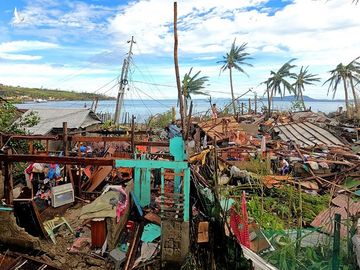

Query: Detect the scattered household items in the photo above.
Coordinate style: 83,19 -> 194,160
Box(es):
43,216 -> 74,244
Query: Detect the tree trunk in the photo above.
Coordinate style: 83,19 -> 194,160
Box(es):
173,2 -> 186,138
267,87 -> 271,118
342,76 -> 350,118
229,68 -> 237,115
299,87 -> 306,111
349,76 -> 359,113
270,88 -> 275,114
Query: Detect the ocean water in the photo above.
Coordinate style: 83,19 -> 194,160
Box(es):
16,99 -> 345,123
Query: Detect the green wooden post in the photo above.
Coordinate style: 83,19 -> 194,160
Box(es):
332,213 -> 341,270
134,167 -> 141,205
170,137 -> 186,193
115,138 -> 190,221
183,168 -> 190,221
143,168 -> 151,206
160,168 -> 165,194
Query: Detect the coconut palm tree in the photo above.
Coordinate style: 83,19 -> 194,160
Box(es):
292,66 -> 320,111
182,67 -> 209,115
263,59 -> 296,117
324,64 -> 350,115
346,57 -> 360,113
218,39 -> 253,115
323,58 -> 360,116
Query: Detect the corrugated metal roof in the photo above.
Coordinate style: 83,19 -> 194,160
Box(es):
19,108 -> 101,135
274,121 -> 344,147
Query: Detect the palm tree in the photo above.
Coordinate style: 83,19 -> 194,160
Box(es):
292,66 -> 320,111
218,39 -> 253,115
346,57 -> 360,113
182,67 -> 209,114
263,59 -> 296,117
323,58 -> 360,116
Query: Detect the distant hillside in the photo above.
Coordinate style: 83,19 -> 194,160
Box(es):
0,84 -> 115,102
271,95 -> 317,102
258,95 -> 344,102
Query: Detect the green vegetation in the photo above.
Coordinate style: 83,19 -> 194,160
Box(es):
146,109 -> 174,129
0,101 -> 39,134
0,84 -> 114,102
182,67 -> 209,115
246,187 -> 330,230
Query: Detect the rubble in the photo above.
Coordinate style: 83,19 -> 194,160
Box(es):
1,108 -> 360,269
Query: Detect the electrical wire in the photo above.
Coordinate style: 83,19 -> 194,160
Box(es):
131,85 -> 173,108
132,84 -> 153,116
44,50 -> 126,89
93,76 -> 119,94
134,43 -> 165,96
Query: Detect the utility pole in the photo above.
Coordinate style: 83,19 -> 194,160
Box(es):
114,36 -> 136,125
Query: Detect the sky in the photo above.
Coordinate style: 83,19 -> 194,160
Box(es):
0,0 -> 359,100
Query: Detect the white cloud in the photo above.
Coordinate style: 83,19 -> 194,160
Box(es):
3,0 -> 360,100
0,62 -> 117,92
0,40 -> 59,53
0,53 -> 42,61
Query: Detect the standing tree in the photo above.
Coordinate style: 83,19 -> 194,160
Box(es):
323,58 -> 360,116
346,57 -> 360,113
182,67 -> 209,115
292,66 -> 320,111
263,59 -> 296,117
218,40 -> 252,115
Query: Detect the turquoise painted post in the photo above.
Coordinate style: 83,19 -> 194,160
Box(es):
170,137 -> 187,193
160,168 -> 165,194
183,168 -> 190,222
134,167 -> 141,205
115,137 -> 191,221
143,168 -> 151,206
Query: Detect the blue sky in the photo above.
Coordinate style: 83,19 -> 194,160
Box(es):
0,0 -> 359,100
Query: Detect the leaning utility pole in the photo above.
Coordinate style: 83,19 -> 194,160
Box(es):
173,2 -> 186,138
114,36 -> 136,125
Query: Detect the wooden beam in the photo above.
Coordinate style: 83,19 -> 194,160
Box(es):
4,161 -> 13,204
0,154 -> 114,166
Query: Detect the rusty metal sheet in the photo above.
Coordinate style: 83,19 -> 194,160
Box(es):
311,206 -> 348,238
332,194 -> 360,216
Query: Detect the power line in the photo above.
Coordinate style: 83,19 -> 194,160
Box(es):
131,85 -> 172,108
132,79 -> 177,88
93,76 -> 119,94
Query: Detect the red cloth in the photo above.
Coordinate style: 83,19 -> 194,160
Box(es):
230,191 -> 250,248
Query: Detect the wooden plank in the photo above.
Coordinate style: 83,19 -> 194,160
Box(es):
86,166 -> 113,192
0,154 -> 114,166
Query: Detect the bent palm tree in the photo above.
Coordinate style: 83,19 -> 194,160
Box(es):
323,58 -> 360,116
182,67 -> 209,114
218,40 -> 252,115
263,59 -> 296,117
292,66 -> 320,111
346,57 -> 360,113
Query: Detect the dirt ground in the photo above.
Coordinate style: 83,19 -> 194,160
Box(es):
1,203 -> 114,270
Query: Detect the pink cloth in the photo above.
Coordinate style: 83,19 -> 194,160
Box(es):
114,186 -> 128,223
